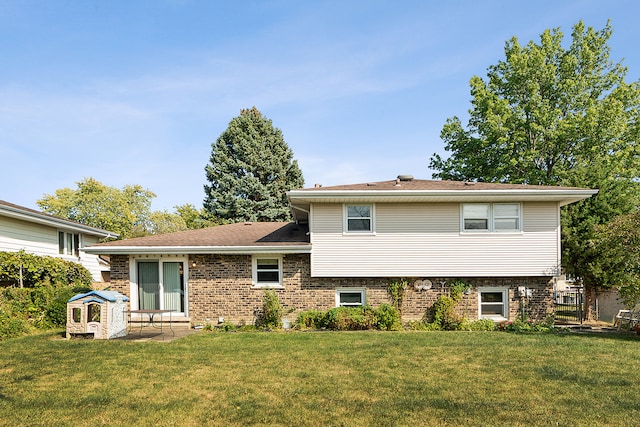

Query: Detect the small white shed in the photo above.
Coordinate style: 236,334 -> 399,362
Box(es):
66,290 -> 129,339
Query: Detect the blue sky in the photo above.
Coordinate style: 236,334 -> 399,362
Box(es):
1,0 -> 639,211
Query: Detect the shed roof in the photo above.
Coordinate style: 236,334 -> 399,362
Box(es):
68,290 -> 129,303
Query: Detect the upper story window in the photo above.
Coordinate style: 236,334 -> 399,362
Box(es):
345,204 -> 373,233
462,204 -> 489,231
252,256 -> 283,288
462,203 -> 521,232
58,231 -> 80,256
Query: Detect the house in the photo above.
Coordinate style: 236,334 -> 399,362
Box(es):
0,200 -> 118,282
83,177 -> 597,325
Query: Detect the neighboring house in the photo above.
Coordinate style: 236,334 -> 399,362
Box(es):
84,177 -> 597,325
0,200 -> 118,282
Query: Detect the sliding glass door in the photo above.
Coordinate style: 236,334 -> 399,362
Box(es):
163,262 -> 184,312
138,261 -> 160,310
137,260 -> 185,314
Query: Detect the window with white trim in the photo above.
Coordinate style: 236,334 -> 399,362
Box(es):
478,287 -> 509,320
462,204 -> 489,231
345,204 -> 373,232
58,231 -> 80,256
252,256 -> 283,288
493,203 -> 520,231
136,260 -> 186,313
336,288 -> 366,307
462,203 -> 521,232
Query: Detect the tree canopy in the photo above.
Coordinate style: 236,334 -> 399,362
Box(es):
429,21 -> 640,306
430,20 -> 640,186
203,107 -> 305,222
174,204 -> 223,229
590,211 -> 640,307
38,178 -> 159,239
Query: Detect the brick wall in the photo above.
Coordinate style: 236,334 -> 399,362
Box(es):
109,253 -> 554,325
109,255 -> 130,297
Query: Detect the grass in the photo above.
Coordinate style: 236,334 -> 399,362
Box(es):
1,330 -> 639,426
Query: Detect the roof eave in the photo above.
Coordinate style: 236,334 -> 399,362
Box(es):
0,205 -> 118,238
83,245 -> 312,255
287,189 -> 598,205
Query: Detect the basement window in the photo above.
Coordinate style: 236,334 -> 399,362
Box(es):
336,288 -> 366,307
478,287 -> 509,320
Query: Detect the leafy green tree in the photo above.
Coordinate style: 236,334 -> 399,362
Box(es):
174,203 -> 224,229
37,177 -> 156,239
589,211 -> 640,307
204,107 -> 305,222
146,211 -> 188,236
430,21 -> 639,186
428,21 -> 640,316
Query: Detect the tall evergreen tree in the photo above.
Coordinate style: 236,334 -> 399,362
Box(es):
204,107 -> 305,222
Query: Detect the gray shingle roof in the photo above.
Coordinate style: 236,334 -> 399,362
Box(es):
296,179 -> 589,192
87,222 -> 309,248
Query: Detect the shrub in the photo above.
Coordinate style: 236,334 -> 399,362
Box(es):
499,317 -> 554,333
0,251 -> 92,288
322,306 -> 379,331
427,295 -> 461,330
456,318 -> 498,331
295,310 -> 325,330
375,303 -> 401,331
403,320 -> 441,331
295,305 -> 400,331
471,319 -> 498,331
450,280 -> 472,302
0,310 -> 31,340
255,290 -> 283,329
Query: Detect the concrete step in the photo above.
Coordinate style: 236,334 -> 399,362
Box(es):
128,317 -> 192,330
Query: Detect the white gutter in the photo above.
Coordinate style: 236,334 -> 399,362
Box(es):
83,245 -> 312,255
287,189 -> 598,206
0,204 -> 118,238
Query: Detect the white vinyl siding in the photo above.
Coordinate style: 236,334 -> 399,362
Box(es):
310,202 -> 560,277
0,215 -> 108,282
0,215 -> 60,256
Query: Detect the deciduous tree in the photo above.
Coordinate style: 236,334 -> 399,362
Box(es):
174,203 -> 223,229
590,211 -> 640,307
429,21 -> 640,315
37,178 -> 156,239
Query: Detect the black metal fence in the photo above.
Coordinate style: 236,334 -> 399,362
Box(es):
554,289 -> 584,323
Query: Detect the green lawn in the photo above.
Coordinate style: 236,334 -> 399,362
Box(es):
1,330 -> 638,426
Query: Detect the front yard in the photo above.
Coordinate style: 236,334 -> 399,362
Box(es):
0,330 -> 638,426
